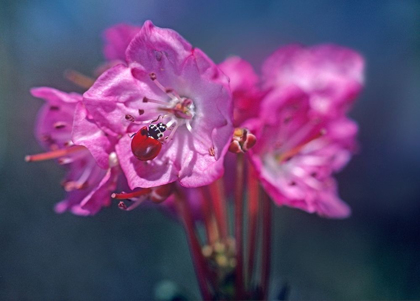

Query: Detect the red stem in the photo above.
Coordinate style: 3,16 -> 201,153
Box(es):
261,188 -> 272,300
246,161 -> 259,288
175,189 -> 213,300
209,179 -> 229,241
234,154 -> 245,299
200,187 -> 219,245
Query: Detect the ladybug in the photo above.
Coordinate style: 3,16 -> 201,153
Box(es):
131,122 -> 167,161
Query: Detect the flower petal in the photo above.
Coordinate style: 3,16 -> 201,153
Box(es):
72,102 -> 118,169
262,44 -> 364,117
103,23 -> 141,61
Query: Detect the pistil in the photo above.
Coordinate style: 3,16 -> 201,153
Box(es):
111,188 -> 152,200
25,145 -> 86,162
277,129 -> 326,163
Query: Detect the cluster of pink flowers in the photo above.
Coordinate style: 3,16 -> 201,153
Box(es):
27,20 -> 364,299
27,21 -> 363,218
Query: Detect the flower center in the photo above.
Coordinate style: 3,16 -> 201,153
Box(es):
127,73 -> 198,142
147,73 -> 196,128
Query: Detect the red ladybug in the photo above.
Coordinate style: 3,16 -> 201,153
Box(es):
131,122 -> 167,161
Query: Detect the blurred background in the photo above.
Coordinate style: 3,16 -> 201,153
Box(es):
1,0 -> 419,299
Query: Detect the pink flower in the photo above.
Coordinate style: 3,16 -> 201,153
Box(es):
94,24 -> 142,76
103,23 -> 142,62
78,21 -> 233,189
247,86 -> 358,218
27,87 -> 120,215
262,44 -> 364,118
219,56 -> 263,126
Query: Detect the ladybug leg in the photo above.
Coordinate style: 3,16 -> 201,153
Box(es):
151,114 -> 163,123
129,133 -> 136,138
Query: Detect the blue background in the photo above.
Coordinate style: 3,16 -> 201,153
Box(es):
0,0 -> 419,299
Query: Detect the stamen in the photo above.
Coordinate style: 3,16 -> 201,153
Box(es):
149,73 -> 167,93
149,72 -> 182,101
165,122 -> 179,141
138,109 -> 145,115
166,88 -> 183,102
63,180 -> 89,191
49,106 -> 60,111
64,69 -> 95,89
111,188 -> 152,200
278,130 -> 326,163
118,197 -> 146,211
25,145 -> 86,162
143,96 -> 168,106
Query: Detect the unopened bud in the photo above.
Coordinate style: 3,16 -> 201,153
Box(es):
228,128 -> 257,154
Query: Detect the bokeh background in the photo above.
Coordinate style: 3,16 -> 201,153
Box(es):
1,0 -> 419,299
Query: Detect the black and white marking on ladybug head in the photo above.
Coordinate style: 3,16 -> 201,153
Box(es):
148,122 -> 167,140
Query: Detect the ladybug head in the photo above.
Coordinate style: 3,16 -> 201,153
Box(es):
148,122 -> 168,140
157,122 -> 167,132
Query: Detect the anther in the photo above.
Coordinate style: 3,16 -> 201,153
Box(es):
49,106 -> 60,111
125,114 -> 135,122
154,50 -> 163,61
138,109 -> 145,115
63,141 -> 74,147
118,199 -> 145,211
182,98 -> 192,106
118,201 -> 128,210
209,146 -> 215,157
53,122 -> 66,129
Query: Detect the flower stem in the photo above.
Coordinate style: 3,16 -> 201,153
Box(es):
234,153 -> 245,299
209,179 -> 229,241
200,187 -> 219,245
261,187 -> 272,300
246,161 -> 259,288
175,188 -> 213,300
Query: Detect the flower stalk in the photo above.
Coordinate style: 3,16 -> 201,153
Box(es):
174,188 -> 213,300
261,188 -> 272,300
246,161 -> 260,288
234,153 -> 245,299
209,179 -> 229,241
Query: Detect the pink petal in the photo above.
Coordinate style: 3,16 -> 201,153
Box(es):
103,23 -> 141,61
72,103 -> 118,169
219,56 -> 259,92
262,44 -> 364,117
